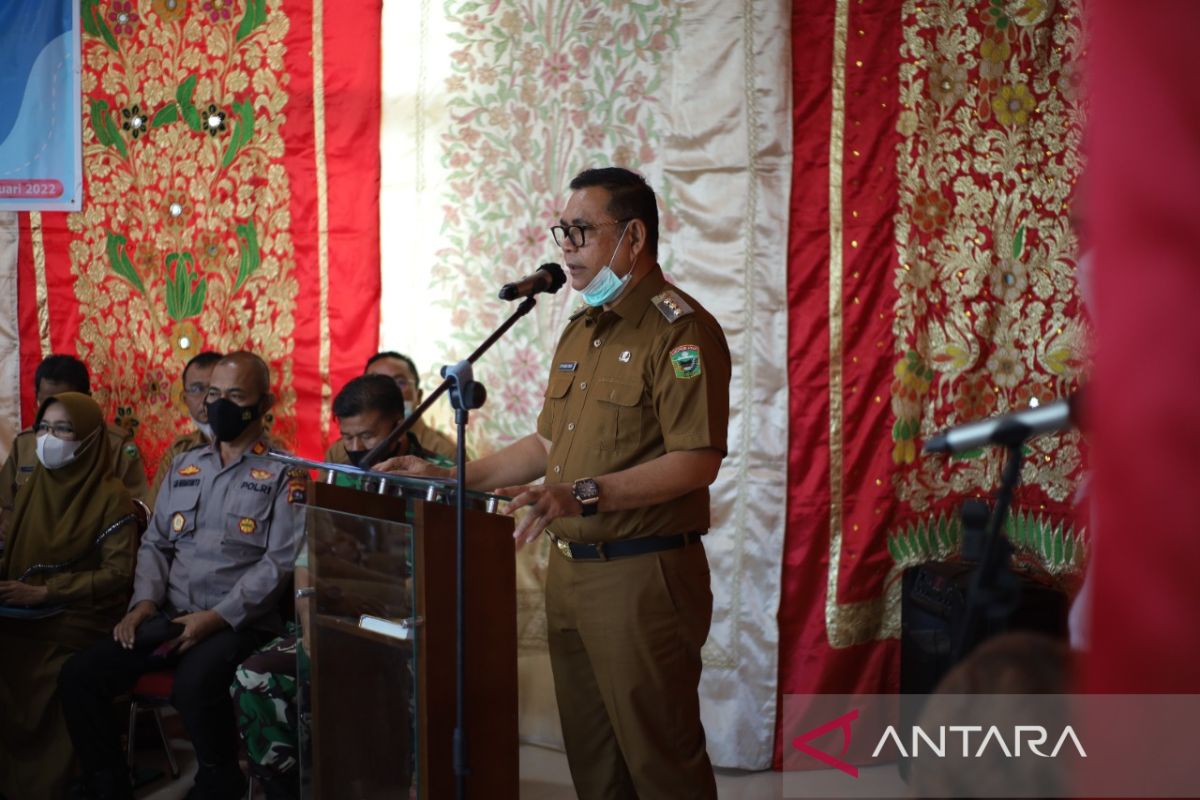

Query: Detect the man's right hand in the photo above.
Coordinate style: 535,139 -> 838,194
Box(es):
114,600 -> 158,650
374,455 -> 453,480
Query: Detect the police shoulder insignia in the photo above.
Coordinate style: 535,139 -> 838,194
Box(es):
286,467 -> 308,480
652,291 -> 694,323
287,478 -> 308,505
178,464 -> 201,476
670,345 -> 702,380
250,468 -> 274,481
239,517 -> 258,535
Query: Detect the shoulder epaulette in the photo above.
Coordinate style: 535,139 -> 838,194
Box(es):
651,290 -> 694,323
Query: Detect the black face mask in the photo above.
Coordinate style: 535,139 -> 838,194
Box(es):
346,448 -> 369,467
206,398 -> 262,442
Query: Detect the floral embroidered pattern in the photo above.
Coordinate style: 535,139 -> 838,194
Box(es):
890,0 -> 1087,558
433,0 -> 682,450
73,0 -> 296,470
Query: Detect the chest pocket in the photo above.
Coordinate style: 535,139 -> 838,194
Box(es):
223,489 -> 274,552
593,378 -> 644,452
543,374 -> 574,440
163,485 -> 201,543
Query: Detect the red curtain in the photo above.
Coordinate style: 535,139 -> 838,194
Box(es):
16,0 -> 381,469
779,0 -> 1085,766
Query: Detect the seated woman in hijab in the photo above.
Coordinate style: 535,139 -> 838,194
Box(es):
0,392 -> 138,799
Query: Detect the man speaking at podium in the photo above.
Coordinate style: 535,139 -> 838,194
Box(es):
384,167 -> 730,799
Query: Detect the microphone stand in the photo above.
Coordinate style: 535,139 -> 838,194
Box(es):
359,295 -> 539,468
951,418 -> 1029,662
361,294 -> 539,800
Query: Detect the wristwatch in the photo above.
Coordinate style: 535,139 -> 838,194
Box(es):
572,477 -> 600,517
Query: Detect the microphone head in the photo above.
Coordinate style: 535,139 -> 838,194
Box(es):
538,263 -> 566,294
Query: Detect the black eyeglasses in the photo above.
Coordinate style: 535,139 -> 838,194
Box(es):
549,219 -> 630,248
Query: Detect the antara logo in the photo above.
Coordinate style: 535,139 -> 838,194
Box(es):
871,725 -> 1087,759
790,711 -> 1087,778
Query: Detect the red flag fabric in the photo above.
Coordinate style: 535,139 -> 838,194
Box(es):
15,0 -> 381,469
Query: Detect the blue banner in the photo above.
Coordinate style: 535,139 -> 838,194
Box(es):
0,0 -> 82,211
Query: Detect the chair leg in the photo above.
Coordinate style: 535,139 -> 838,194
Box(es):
150,707 -> 180,779
127,700 -> 139,769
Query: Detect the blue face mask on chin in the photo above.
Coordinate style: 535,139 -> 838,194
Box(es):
580,222 -> 633,307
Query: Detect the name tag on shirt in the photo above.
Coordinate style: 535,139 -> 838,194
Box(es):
558,361 -> 578,372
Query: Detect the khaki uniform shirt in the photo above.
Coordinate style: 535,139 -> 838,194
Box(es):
0,423 -> 149,538
411,418 -> 459,462
536,265 -> 730,543
148,428 -> 211,510
130,436 -> 304,633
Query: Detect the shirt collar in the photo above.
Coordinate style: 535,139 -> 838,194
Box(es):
603,264 -> 667,324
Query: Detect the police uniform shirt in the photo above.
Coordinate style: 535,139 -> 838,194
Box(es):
130,437 -> 305,632
536,264 -> 730,544
148,428 -> 211,509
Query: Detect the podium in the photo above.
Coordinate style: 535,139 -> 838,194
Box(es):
294,476 -> 518,799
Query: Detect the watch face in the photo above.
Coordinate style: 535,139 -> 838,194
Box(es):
574,478 -> 600,502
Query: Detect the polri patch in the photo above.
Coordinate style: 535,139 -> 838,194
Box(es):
178,464 -> 201,476
557,361 -> 578,372
239,517 -> 258,535
250,468 -> 274,481
670,345 -> 702,380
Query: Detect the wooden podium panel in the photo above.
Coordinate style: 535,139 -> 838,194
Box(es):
306,481 -> 518,800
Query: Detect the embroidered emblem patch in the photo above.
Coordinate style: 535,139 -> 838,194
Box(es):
239,517 -> 257,534
178,464 -> 201,476
171,512 -> 186,533
287,479 -> 307,505
249,468 -> 274,481
670,345 -> 702,379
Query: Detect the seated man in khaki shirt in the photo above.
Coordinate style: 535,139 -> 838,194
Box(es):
148,351 -> 224,508
0,354 -> 149,540
364,351 -> 460,461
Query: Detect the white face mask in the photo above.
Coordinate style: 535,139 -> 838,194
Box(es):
36,433 -> 83,470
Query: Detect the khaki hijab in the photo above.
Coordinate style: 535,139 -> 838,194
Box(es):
1,393 -> 135,580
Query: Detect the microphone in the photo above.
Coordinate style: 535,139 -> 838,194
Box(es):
923,391 -> 1085,455
498,263 -> 566,301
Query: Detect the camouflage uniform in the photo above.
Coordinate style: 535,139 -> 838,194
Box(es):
231,623 -> 305,795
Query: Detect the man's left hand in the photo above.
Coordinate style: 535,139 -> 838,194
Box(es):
0,580 -> 49,607
169,609 -> 227,654
494,483 -> 583,547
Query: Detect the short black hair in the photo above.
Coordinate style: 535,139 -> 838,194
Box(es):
569,167 -> 659,256
183,351 -> 223,382
365,351 -> 420,391
35,354 -> 90,395
333,373 -> 405,419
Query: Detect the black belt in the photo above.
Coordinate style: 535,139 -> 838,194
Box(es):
551,532 -> 704,561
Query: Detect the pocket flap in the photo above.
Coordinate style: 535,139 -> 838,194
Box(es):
596,379 -> 642,407
544,374 -> 573,399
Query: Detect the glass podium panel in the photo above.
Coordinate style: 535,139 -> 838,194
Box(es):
296,505 -> 419,800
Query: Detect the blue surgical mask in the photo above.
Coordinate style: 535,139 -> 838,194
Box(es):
580,222 -> 632,307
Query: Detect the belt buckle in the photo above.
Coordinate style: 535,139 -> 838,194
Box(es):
555,537 -> 574,560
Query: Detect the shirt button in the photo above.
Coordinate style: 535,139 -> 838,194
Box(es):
567,423 -> 576,431
553,466 -> 561,474
593,339 -> 602,348
580,382 -> 587,390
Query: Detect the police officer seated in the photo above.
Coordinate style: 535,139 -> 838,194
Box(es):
0,354 -> 149,541
58,352 -> 303,800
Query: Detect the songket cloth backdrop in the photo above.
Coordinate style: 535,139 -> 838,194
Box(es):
777,0 -> 1087,766
3,0 -> 382,461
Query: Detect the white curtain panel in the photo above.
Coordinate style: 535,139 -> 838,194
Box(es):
379,0 -> 791,769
